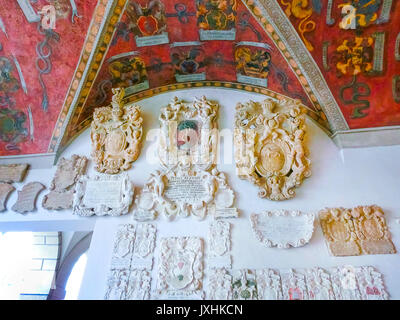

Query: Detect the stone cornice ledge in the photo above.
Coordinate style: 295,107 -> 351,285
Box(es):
250,0 -> 349,132
332,126 -> 400,148
0,152 -> 56,169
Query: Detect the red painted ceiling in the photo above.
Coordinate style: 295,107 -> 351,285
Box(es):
278,0 -> 400,129
0,0 -> 97,156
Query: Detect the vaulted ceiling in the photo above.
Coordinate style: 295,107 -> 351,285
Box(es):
0,0 -> 399,158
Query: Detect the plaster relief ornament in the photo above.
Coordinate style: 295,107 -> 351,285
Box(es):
256,269 -> 283,300
355,266 -> 389,300
158,96 -> 219,169
250,210 -> 315,248
73,173 -> 134,217
0,163 -> 29,183
305,268 -> 335,300
125,269 -> 151,300
208,221 -> 231,268
12,182 -> 45,213
133,164 -> 238,221
111,224 -> 136,270
207,268 -> 233,300
157,237 -> 204,299
232,269 -> 258,300
104,269 -> 130,300
281,269 -> 309,300
330,265 -> 362,300
42,155 -> 88,210
0,183 -> 15,212
319,205 -> 396,256
131,223 -> 156,270
91,87 -> 143,174
234,98 -> 311,200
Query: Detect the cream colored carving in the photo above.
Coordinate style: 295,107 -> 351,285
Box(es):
320,205 -> 395,256
104,269 -> 130,300
42,155 -> 88,210
250,210 -> 314,248
208,221 -> 231,268
234,98 -> 311,200
305,268 -> 335,300
158,96 -> 219,168
207,268 -> 233,300
0,183 -> 15,212
125,270 -> 151,300
232,269 -> 258,300
256,269 -> 283,300
111,224 -> 136,270
91,87 -> 143,174
356,266 -> 389,300
281,269 -> 308,300
133,164 -> 238,221
12,182 -> 45,213
330,266 -> 361,300
157,237 -> 204,299
352,205 -> 396,255
73,173 -> 134,217
131,223 -> 156,270
0,164 -> 29,183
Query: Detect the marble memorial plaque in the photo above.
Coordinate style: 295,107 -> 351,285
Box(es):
73,173 -> 133,217
250,210 -> 315,248
133,164 -> 238,221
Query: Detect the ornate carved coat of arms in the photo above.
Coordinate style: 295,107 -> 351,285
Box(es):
158,96 -> 219,168
234,98 -> 311,200
91,88 -> 143,174
157,237 -> 204,299
126,0 -> 169,47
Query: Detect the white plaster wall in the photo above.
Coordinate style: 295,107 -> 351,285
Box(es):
0,88 -> 399,300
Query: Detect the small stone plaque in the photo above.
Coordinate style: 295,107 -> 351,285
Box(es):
0,183 -> 15,212
12,182 -> 45,213
0,164 -> 29,183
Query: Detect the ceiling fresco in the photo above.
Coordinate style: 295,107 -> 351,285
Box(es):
0,0 -> 399,158
56,0 -> 322,153
0,0 -> 97,156
277,0 -> 400,129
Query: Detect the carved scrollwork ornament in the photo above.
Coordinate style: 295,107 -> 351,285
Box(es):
91,87 -> 143,174
133,163 -> 238,221
234,98 -> 311,200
